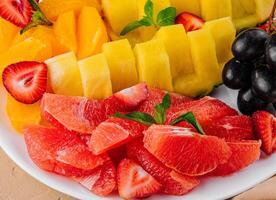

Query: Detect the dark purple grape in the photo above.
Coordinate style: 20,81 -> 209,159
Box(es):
222,58 -> 252,89
232,28 -> 270,61
251,67 -> 276,102
237,88 -> 268,115
266,33 -> 276,70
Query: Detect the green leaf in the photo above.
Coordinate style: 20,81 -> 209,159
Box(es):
170,112 -> 205,134
144,0 -> 153,19
156,7 -> 177,26
113,112 -> 156,126
120,21 -> 144,36
154,93 -> 171,124
140,16 -> 154,26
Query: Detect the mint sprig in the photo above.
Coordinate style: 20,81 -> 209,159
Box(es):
113,112 -> 156,126
20,0 -> 53,34
170,112 -> 205,135
120,0 -> 176,36
154,93 -> 171,124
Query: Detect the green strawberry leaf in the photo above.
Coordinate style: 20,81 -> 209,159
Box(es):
154,93 -> 171,124
113,112 -> 156,126
170,112 -> 205,135
156,7 -> 177,26
144,0 -> 153,19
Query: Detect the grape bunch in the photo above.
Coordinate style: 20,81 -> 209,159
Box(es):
222,28 -> 276,115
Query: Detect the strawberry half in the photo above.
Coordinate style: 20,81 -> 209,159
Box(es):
2,61 -> 48,104
117,159 -> 162,199
0,0 -> 32,28
176,12 -> 205,32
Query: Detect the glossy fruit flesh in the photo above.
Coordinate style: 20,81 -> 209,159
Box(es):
222,58 -> 252,89
266,33 -> 276,70
232,28 -> 270,61
237,88 -> 268,115
251,67 -> 276,102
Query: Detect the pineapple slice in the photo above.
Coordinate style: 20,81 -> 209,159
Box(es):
78,53 -> 112,99
137,0 -> 171,42
175,29 -> 220,97
6,95 -> 41,133
45,52 -> 83,96
0,38 -> 50,75
54,11 -> 78,54
0,18 -> 19,53
39,0 -> 101,21
102,0 -> 138,35
255,0 -> 274,22
200,0 -> 232,21
77,7 -> 109,59
170,0 -> 201,16
103,39 -> 138,92
204,17 -> 236,64
134,39 -> 173,91
154,24 -> 194,80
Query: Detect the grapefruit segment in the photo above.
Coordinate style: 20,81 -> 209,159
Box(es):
143,125 -> 231,176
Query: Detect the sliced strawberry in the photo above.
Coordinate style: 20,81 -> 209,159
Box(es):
3,61 -> 47,104
212,140 -> 261,176
253,111 -> 276,155
127,139 -> 200,195
112,83 -> 148,109
0,0 -> 32,28
143,125 -> 231,176
203,116 -> 255,141
74,160 -> 117,196
137,87 -> 192,115
166,96 -> 238,126
117,159 -> 162,199
176,12 -> 205,32
89,117 -> 147,155
24,125 -> 108,175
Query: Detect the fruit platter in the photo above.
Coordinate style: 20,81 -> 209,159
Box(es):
1,0 -> 276,199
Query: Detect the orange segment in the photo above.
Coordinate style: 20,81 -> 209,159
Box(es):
40,0 -> 101,21
0,18 -> 19,53
77,7 -> 109,59
6,95 -> 41,133
54,11 -> 78,54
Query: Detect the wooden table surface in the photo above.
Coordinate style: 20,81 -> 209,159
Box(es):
1,148 -> 275,200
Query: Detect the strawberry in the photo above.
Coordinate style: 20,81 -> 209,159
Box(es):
0,0 -> 32,28
127,139 -> 200,195
117,159 -> 162,199
212,140 -> 261,176
175,12 -> 205,32
2,61 -> 47,104
253,111 -> 276,155
203,116 -> 255,141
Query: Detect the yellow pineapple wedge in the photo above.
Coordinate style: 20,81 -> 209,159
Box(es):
6,95 -> 41,133
45,52 -> 83,96
102,0 -> 138,35
200,0 -> 232,21
102,39 -> 138,92
54,11 -> 78,54
0,18 -> 19,53
134,39 -> 173,91
137,0 -> 171,42
78,53 -> 113,99
170,0 -> 201,16
174,29 -> 220,97
0,38 -> 50,75
154,24 -> 194,81
39,0 -> 101,21
204,17 -> 236,64
77,7 -> 109,59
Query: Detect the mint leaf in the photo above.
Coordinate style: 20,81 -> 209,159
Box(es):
120,21 -> 144,36
113,112 -> 156,126
144,0 -> 153,19
140,17 -> 154,26
170,112 -> 205,134
156,7 -> 177,26
154,93 -> 171,124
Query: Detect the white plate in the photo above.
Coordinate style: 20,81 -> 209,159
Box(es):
0,85 -> 276,200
